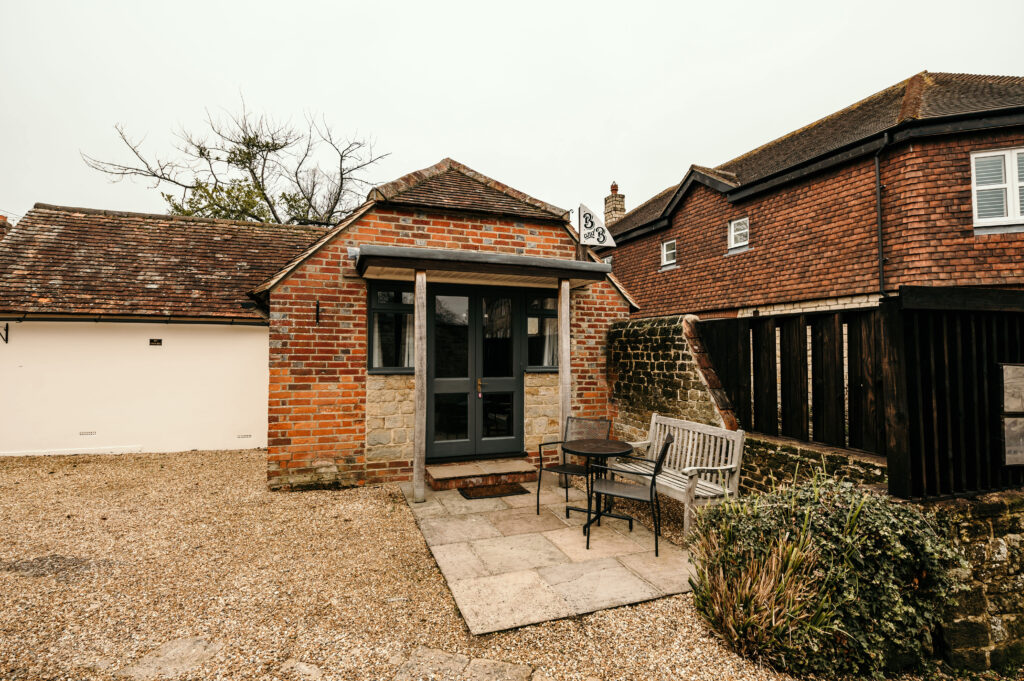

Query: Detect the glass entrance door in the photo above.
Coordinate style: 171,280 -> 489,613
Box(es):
427,286 -> 524,461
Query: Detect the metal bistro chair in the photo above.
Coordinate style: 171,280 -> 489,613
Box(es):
536,416 -> 612,515
587,433 -> 675,556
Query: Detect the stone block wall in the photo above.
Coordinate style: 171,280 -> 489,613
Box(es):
606,315 -> 732,442
932,491 -> 1024,671
364,374 -> 414,480
524,372 -> 560,468
741,434 -> 888,494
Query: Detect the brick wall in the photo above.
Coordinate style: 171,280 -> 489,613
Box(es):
267,205 -> 629,489
612,128 -> 1024,318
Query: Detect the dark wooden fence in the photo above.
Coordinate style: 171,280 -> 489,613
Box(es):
699,287 -> 1024,500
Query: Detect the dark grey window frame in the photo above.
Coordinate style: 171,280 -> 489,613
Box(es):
367,281 -> 561,375
525,292 -> 559,373
367,281 -> 415,375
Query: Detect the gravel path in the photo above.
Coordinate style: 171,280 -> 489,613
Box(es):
0,450 -> 791,681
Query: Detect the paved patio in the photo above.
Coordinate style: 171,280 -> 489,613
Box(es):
401,477 -> 695,635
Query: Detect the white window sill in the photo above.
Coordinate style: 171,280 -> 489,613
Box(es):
659,264 -> 678,272
725,244 -> 750,255
975,223 -> 1024,236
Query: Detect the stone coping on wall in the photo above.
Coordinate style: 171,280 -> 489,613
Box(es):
741,433 -> 888,494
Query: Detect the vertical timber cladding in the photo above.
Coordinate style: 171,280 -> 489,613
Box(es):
902,306 -> 1024,498
699,309 -> 886,455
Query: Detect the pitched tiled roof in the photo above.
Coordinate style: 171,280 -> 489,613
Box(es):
0,204 -> 323,319
615,71 -> 1024,238
718,71 -> 1024,186
368,157 -> 568,221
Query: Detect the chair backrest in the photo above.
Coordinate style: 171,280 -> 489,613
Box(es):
651,433 -> 675,478
646,414 -> 745,494
564,416 -> 612,441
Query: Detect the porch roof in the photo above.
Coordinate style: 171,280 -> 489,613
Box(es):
355,245 -> 611,289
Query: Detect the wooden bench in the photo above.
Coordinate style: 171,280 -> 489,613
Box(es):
614,414 -> 745,533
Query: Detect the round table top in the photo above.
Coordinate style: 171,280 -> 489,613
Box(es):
561,438 -> 633,457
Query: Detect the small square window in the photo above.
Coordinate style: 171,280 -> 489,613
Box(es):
661,240 -> 676,267
729,217 -> 750,249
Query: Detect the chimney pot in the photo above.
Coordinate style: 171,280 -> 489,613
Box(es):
604,184 -> 625,227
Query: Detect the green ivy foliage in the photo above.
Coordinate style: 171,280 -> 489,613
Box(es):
690,473 -> 965,678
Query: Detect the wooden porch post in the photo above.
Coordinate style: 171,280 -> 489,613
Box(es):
413,269 -> 427,503
557,278 -> 571,485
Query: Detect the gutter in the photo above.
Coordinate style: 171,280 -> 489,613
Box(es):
874,132 -> 890,297
0,312 -> 268,326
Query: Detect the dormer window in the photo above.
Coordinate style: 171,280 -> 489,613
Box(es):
729,217 -> 750,249
661,240 -> 677,267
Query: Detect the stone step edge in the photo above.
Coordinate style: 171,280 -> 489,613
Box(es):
426,470 -> 539,491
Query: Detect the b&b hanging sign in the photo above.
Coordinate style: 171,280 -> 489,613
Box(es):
577,204 -> 616,248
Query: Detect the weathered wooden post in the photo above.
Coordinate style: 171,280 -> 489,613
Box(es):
413,269 -> 427,502
557,278 -> 571,487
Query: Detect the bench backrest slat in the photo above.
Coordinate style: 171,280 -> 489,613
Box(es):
645,414 -> 745,495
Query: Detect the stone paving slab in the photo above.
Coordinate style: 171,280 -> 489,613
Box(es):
405,478 -> 693,635
448,569 -> 576,634
470,533 -> 569,573
538,557 -> 661,612
419,514 -> 501,546
392,647 -> 533,681
485,506 -> 570,536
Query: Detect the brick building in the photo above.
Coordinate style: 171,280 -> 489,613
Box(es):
605,71 -> 1024,318
253,158 -> 635,496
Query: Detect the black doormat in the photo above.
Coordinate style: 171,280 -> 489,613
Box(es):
458,483 -> 530,500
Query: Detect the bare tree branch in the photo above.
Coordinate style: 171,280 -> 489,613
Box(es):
84,101 -> 387,226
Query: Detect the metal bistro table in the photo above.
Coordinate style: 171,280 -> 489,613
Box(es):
561,438 -> 635,534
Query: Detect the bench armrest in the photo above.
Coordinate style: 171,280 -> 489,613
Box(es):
628,439 -> 651,450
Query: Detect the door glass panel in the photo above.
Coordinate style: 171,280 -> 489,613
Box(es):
482,297 -> 513,377
434,393 -> 469,441
435,295 -> 469,378
482,393 -> 513,438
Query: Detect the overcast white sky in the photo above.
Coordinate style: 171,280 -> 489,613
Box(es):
1,0 -> 1022,226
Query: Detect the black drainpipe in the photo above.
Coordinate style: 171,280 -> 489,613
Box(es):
874,132 -> 890,296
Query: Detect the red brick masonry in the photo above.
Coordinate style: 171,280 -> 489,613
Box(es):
267,205 -> 631,489
612,129 -> 1024,318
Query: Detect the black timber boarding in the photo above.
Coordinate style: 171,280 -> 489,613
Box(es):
699,287 -> 1024,500
701,309 -> 884,456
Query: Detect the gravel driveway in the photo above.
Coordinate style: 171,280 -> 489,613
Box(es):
0,450 -> 790,681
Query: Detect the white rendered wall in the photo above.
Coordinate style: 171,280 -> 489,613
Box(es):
0,321 -> 269,455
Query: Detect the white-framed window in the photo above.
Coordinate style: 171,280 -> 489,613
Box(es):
661,240 -> 677,267
972,148 -> 1024,229
728,217 -> 750,249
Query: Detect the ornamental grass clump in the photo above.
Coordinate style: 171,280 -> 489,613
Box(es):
689,472 -> 964,678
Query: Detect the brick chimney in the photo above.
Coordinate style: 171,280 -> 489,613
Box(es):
604,182 -> 625,226
0,215 -> 8,241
